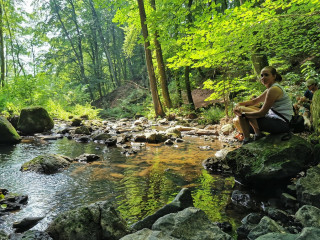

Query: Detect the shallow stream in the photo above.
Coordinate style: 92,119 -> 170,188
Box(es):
0,135 -> 241,234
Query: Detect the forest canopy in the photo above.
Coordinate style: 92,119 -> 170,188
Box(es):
0,0 -> 319,120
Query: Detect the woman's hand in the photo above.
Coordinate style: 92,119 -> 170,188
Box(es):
234,106 -> 242,117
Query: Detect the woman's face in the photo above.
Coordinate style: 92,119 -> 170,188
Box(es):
260,68 -> 276,88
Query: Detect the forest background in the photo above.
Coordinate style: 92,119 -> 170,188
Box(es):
0,0 -> 319,127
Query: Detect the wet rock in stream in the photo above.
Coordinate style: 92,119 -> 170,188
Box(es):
74,153 -> 100,163
0,189 -> 28,217
20,154 -> 73,174
13,217 -> 45,233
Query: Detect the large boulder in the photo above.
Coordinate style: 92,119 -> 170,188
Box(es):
0,116 -> 21,144
17,107 -> 54,135
296,164 -> 320,208
225,134 -> 313,186
151,207 -> 232,240
20,154 -> 72,174
46,201 -> 130,240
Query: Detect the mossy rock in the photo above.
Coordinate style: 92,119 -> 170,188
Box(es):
296,165 -> 320,208
0,116 -> 21,144
46,201 -> 130,240
21,154 -> 72,174
71,118 -> 82,127
225,134 -> 313,186
74,126 -> 91,135
17,107 -> 54,135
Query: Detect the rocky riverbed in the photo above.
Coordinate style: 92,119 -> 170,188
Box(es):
1,112 -> 320,239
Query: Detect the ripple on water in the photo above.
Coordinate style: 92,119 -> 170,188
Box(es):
0,136 -> 240,235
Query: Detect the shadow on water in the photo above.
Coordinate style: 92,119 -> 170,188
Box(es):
0,136 -> 241,235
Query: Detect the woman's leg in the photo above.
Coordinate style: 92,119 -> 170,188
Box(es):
236,106 -> 261,138
238,116 -> 251,140
248,118 -> 261,136
257,117 -> 290,133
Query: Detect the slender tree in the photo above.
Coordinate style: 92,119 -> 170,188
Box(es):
0,1 -> 4,86
149,0 -> 172,109
87,0 -> 119,87
137,0 -> 164,117
51,0 -> 94,100
184,0 -> 195,110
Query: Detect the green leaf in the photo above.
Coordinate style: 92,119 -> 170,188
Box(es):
1,204 -> 7,209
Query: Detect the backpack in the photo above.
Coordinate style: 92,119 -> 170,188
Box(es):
289,115 -> 305,133
270,108 -> 305,133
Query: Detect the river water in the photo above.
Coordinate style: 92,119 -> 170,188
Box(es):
0,136 -> 240,234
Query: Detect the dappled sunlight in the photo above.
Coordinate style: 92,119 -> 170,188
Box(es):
192,170 -> 236,232
114,137 -> 231,225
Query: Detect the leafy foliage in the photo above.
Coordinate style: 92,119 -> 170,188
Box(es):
200,107 -> 225,125
1,0 -> 320,120
301,61 -> 319,81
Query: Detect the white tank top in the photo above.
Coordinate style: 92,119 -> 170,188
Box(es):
266,83 -> 293,121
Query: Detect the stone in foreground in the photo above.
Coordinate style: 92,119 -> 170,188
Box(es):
152,207 -> 232,240
46,201 -> 130,240
225,134 -> 313,186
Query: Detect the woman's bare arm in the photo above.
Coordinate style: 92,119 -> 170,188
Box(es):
237,90 -> 268,107
244,86 -> 283,118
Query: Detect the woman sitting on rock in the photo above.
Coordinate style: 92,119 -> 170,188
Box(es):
234,66 -> 293,144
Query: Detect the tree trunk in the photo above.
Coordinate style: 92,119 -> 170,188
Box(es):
3,6 -> 17,77
68,0 -> 94,100
0,2 -> 4,87
88,17 -> 104,97
87,0 -> 119,87
53,0 -> 94,100
137,0 -> 164,117
251,53 -> 269,77
185,66 -> 195,110
3,5 -> 25,78
175,71 -> 182,107
184,0 -> 195,110
150,0 -> 172,109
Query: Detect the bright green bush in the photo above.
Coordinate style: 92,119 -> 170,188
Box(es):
200,107 -> 225,124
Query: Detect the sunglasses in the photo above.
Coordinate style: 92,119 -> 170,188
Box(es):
260,73 -> 269,77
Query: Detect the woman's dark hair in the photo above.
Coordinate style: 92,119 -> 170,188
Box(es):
262,66 -> 282,82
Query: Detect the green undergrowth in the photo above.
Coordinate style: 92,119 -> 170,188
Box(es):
98,88 -> 149,119
200,107 -> 226,124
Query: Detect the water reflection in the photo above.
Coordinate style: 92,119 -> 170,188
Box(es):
0,136 -> 238,234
